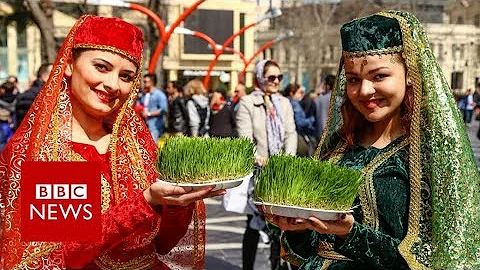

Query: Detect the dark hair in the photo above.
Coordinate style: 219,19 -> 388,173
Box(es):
37,63 -> 52,78
284,83 -> 301,97
214,87 -> 228,99
143,73 -> 157,85
1,82 -> 15,93
325,75 -> 336,92
171,81 -> 183,92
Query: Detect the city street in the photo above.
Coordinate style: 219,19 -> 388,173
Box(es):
204,120 -> 480,270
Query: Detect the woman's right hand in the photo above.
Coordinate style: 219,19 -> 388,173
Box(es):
144,182 -> 226,207
265,214 -> 310,232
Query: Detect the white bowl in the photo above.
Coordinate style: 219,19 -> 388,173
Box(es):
254,201 -> 352,221
157,172 -> 253,192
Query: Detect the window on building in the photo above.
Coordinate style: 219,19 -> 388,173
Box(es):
184,9 -> 233,54
240,13 -> 245,54
475,14 -> 480,27
456,16 -> 464,24
460,44 -> 465,59
451,72 -> 463,90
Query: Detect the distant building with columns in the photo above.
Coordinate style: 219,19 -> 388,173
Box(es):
0,0 -> 259,93
257,0 -> 480,93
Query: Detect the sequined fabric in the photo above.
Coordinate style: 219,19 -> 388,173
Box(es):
313,10 -> 480,269
282,137 -> 411,269
0,15 -> 206,269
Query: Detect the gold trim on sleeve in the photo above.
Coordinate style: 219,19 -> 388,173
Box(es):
378,11 -> 425,269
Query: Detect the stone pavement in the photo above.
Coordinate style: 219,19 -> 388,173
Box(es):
204,198 -> 270,270
203,119 -> 480,270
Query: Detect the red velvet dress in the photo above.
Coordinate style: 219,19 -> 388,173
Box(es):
63,142 -> 194,269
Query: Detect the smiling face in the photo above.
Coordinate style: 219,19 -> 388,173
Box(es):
263,65 -> 282,94
344,53 -> 407,125
65,49 -> 137,120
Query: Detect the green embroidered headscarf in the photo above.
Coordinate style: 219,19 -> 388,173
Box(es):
315,10 -> 480,269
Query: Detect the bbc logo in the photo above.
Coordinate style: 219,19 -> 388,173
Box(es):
36,184 -> 87,200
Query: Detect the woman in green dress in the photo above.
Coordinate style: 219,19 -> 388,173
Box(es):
267,10 -> 480,269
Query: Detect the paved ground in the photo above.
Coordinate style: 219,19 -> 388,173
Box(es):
204,120 -> 480,270
204,198 -> 270,270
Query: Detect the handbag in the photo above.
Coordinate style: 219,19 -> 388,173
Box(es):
222,174 -> 251,214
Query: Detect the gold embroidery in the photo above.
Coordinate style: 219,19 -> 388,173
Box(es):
14,244 -> 62,270
95,252 -> 156,270
316,137 -> 409,265
279,231 -> 306,266
342,45 -> 403,58
192,201 -> 204,267
360,138 -> 409,230
74,44 -> 140,68
320,259 -> 333,270
378,11 -> 425,269
101,175 -> 111,213
316,241 -> 352,261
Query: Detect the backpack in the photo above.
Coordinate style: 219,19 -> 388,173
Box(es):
190,99 -> 208,136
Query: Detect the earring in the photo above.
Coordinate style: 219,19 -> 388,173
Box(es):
406,79 -> 412,86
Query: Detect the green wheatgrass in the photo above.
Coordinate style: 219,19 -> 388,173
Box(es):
157,136 -> 255,183
254,155 -> 364,211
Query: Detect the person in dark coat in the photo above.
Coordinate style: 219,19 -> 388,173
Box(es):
209,88 -> 237,137
15,63 -> 52,128
166,81 -> 189,135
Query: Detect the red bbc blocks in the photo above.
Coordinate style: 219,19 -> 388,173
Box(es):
21,162 -> 102,242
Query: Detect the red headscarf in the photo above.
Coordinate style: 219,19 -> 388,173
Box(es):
0,15 -> 205,269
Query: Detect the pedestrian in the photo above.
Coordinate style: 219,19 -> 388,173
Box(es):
232,83 -> 247,113
209,87 -> 236,137
15,63 -> 53,128
166,81 -> 189,135
285,83 -> 316,156
0,15 -> 224,269
313,74 -> 335,141
185,78 -> 210,137
268,10 -> 480,269
236,59 -> 297,270
140,73 -> 168,142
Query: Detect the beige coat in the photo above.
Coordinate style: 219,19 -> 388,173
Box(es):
236,93 -> 297,159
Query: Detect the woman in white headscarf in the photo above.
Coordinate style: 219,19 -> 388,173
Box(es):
236,59 -> 297,270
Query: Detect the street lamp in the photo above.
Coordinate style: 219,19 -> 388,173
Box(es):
203,7 -> 282,89
168,26 -> 222,56
238,30 -> 294,83
85,0 -> 205,73
208,44 -> 247,66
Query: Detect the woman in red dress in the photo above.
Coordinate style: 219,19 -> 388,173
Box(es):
0,15 -> 223,269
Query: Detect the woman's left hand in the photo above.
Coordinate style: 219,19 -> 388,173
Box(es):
305,214 -> 354,239
267,213 -> 354,239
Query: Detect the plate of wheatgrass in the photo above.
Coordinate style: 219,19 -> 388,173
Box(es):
254,154 -> 364,220
156,136 -> 255,191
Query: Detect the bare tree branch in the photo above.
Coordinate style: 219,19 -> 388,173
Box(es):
24,0 -> 56,63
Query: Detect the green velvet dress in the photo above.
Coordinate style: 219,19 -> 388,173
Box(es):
281,136 -> 411,270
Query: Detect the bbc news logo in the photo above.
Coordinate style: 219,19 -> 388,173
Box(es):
31,184 -> 92,221
21,162 -> 101,242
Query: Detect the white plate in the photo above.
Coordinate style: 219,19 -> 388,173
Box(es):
254,201 -> 352,221
157,172 -> 253,192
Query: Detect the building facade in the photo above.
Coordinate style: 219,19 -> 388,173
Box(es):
0,0 -> 259,92
257,0 -> 480,93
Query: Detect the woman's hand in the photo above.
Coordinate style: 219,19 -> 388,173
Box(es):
266,213 -> 354,238
144,182 -> 226,207
265,214 -> 310,231
306,214 -> 354,239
